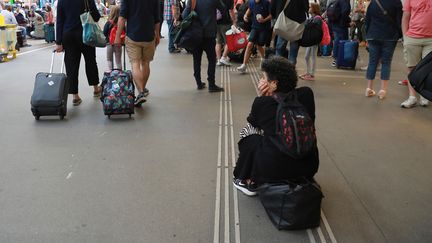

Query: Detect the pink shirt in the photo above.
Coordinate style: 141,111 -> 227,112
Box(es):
403,0 -> 432,38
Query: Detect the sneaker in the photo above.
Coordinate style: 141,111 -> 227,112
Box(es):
134,93 -> 147,106
398,79 -> 409,86
302,74 -> 315,81
208,85 -> 224,92
360,66 -> 368,71
233,178 -> 258,196
72,98 -> 82,106
401,96 -> 417,108
169,49 -> 181,54
216,60 -> 223,66
237,64 -> 247,73
331,60 -> 337,67
419,96 -> 429,107
143,88 -> 150,97
220,56 -> 231,66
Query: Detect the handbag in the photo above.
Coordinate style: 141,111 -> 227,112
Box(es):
259,178 -> 323,230
226,26 -> 248,52
408,51 -> 432,101
273,0 -> 305,42
299,18 -> 323,47
80,0 -> 107,47
173,0 -> 203,50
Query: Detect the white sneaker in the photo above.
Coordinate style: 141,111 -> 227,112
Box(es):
419,96 -> 429,107
220,56 -> 231,66
237,64 -> 246,73
216,60 -> 223,66
401,96 -> 417,108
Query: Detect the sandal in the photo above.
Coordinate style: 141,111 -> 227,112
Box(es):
302,74 -> 315,81
365,88 -> 376,97
72,98 -> 82,106
298,73 -> 308,79
93,86 -> 102,97
377,89 -> 386,100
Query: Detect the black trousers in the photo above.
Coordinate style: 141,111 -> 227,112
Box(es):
192,37 -> 217,87
62,29 -> 100,94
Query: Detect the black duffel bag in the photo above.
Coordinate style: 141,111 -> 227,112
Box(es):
299,18 -> 323,47
408,51 -> 432,101
174,0 -> 204,51
259,178 -> 323,230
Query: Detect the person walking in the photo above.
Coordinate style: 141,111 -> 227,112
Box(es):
55,0 -> 102,106
215,0 -> 235,66
363,0 -> 402,100
103,5 -> 123,70
236,0 -> 272,73
400,0 -> 432,108
115,0 -> 161,106
182,0 -> 225,92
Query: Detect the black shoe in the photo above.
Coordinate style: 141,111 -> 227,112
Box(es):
208,85 -> 224,92
169,49 -> 181,54
233,178 -> 258,196
134,93 -> 147,106
197,82 -> 206,90
143,88 -> 150,97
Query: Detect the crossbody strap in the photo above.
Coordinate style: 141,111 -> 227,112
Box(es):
192,0 -> 196,11
375,0 -> 396,25
84,0 -> 90,12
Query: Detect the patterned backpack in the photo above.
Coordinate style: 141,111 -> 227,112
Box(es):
270,91 -> 317,159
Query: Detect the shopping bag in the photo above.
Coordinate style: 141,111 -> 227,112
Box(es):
80,0 -> 106,48
273,0 -> 304,42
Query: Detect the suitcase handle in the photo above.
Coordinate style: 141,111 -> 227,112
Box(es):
51,50 -> 65,74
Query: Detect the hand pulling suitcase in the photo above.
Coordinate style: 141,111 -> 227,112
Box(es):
336,40 -> 359,70
100,45 -> 135,119
31,51 -> 68,120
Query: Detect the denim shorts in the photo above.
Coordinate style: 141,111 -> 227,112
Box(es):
248,28 -> 270,46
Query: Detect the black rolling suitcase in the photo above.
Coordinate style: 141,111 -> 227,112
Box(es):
31,51 -> 68,120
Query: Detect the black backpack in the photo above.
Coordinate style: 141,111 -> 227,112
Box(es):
326,0 -> 341,23
270,92 -> 317,159
299,18 -> 323,47
408,51 -> 432,101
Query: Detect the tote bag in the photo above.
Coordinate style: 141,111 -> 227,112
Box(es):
80,0 -> 107,47
274,0 -> 304,41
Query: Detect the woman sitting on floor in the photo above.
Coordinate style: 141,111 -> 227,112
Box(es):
233,56 -> 319,196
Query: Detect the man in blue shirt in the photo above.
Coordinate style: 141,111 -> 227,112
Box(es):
237,0 -> 272,73
115,0 -> 161,106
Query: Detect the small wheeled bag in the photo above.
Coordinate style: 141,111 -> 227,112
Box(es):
100,45 -> 135,119
408,51 -> 432,101
259,178 -> 323,230
31,51 -> 68,120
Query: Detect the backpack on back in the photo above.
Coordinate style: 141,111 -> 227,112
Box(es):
270,92 -> 317,159
326,0 -> 341,23
109,23 -> 125,45
317,16 -> 331,46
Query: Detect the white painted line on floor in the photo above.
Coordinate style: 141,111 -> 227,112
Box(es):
225,168 -> 230,243
66,172 -> 73,180
307,229 -> 317,243
321,210 -> 337,243
317,227 -> 327,243
17,45 -> 55,56
227,66 -> 241,243
213,168 -> 221,243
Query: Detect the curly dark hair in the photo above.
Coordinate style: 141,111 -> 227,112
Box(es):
261,56 -> 298,93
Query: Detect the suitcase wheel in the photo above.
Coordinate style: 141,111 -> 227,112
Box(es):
108,115 -> 111,119
35,116 -> 40,120
129,114 -> 132,118
60,115 -> 64,120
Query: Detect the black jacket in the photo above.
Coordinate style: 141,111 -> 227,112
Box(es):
56,0 -> 100,45
283,0 -> 309,23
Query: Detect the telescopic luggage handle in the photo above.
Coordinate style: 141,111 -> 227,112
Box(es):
50,50 -> 65,74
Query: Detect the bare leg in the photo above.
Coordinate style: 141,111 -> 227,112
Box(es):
132,61 -> 144,93
243,42 -> 255,65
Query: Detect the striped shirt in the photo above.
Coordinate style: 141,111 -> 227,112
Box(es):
164,0 -> 179,21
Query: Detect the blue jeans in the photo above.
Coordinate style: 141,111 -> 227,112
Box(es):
366,40 -> 397,81
275,36 -> 300,66
332,27 -> 349,58
167,20 -> 176,52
